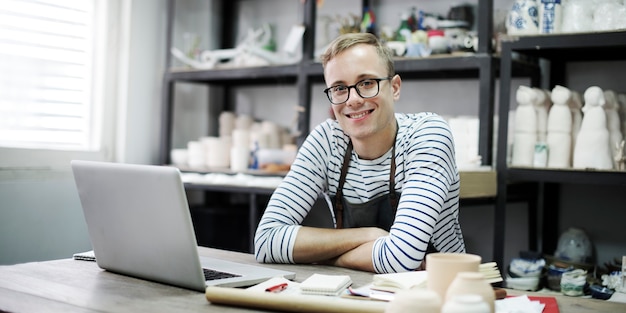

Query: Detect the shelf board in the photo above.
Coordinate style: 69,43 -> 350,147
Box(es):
165,53 -> 538,86
306,53 -> 489,77
183,182 -> 276,195
177,166 -> 496,199
305,53 -> 535,81
501,30 -> 626,61
506,167 -> 626,185
166,64 -> 299,84
177,165 -> 287,177
459,170 -> 497,199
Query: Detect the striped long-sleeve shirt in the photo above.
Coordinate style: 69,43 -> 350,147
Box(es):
254,112 -> 465,273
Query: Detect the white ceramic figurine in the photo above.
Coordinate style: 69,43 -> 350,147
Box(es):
547,85 -> 573,168
573,86 -> 613,170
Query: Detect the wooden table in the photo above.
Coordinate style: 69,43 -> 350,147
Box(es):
0,247 -> 623,312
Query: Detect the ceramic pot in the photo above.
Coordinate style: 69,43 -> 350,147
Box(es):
442,294 -> 490,313
506,0 -> 539,35
426,253 -> 481,301
445,272 -> 495,313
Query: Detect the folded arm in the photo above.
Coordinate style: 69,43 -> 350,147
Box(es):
293,226 -> 388,272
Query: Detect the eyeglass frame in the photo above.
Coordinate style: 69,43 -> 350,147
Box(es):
323,77 -> 393,105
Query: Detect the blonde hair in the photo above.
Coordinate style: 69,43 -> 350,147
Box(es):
320,32 -> 395,76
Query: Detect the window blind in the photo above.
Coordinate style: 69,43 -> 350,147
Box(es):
0,0 -> 97,150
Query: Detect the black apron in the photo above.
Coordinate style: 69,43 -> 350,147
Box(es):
330,138 -> 438,253
332,140 -> 399,231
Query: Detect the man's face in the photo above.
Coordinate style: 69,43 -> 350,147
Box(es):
324,44 -> 400,142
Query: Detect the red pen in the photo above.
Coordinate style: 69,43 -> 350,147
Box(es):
265,282 -> 288,293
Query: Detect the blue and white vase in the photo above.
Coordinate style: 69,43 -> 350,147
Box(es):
539,0 -> 563,34
506,0 -> 539,35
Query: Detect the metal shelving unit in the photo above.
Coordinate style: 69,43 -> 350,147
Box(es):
159,0 -> 521,256
495,30 -> 626,268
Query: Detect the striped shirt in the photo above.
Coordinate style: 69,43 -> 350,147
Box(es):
254,112 -> 465,273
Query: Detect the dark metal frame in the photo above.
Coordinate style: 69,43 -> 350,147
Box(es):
495,30 -> 626,268
159,0 -> 545,257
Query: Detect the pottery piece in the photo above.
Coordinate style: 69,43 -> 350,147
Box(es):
555,228 -> 593,264
170,148 -> 189,167
385,289 -> 441,313
506,0 -> 539,35
569,91 -> 583,154
560,269 -> 587,297
573,86 -> 613,170
590,284 -> 614,300
442,294 -> 490,313
538,0 -> 563,34
505,275 -> 540,291
604,90 -> 623,169
426,253 -> 481,301
512,86 -> 538,167
546,262 -> 574,291
547,85 -> 573,168
561,0 -> 594,33
445,272 -> 495,313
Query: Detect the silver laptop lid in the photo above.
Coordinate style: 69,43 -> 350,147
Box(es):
72,160 -> 207,291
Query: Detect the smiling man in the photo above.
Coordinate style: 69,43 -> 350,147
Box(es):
254,32 -> 465,273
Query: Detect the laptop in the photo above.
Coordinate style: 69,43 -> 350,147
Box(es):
71,160 -> 295,292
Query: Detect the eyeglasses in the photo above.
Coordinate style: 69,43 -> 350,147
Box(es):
323,77 -> 392,105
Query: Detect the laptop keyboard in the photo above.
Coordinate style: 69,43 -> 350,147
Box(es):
203,268 -> 241,281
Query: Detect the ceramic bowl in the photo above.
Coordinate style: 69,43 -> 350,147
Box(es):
505,275 -> 540,291
589,284 -> 614,300
546,264 -> 574,291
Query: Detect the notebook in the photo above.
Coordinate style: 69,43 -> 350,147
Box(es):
371,271 -> 428,292
299,273 -> 352,296
71,160 -> 295,292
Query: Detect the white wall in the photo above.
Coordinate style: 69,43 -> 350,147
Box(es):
0,0 -> 166,265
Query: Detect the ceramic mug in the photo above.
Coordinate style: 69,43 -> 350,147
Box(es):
426,252 -> 482,301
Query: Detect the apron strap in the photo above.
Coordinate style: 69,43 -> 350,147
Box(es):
388,142 -> 398,212
334,141 -> 353,229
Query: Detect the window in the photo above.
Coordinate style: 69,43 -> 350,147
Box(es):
0,0 -> 119,167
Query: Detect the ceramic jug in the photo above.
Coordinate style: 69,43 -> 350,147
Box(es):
445,272 -> 495,313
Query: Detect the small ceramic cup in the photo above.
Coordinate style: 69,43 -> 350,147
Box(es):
426,253 -> 482,301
